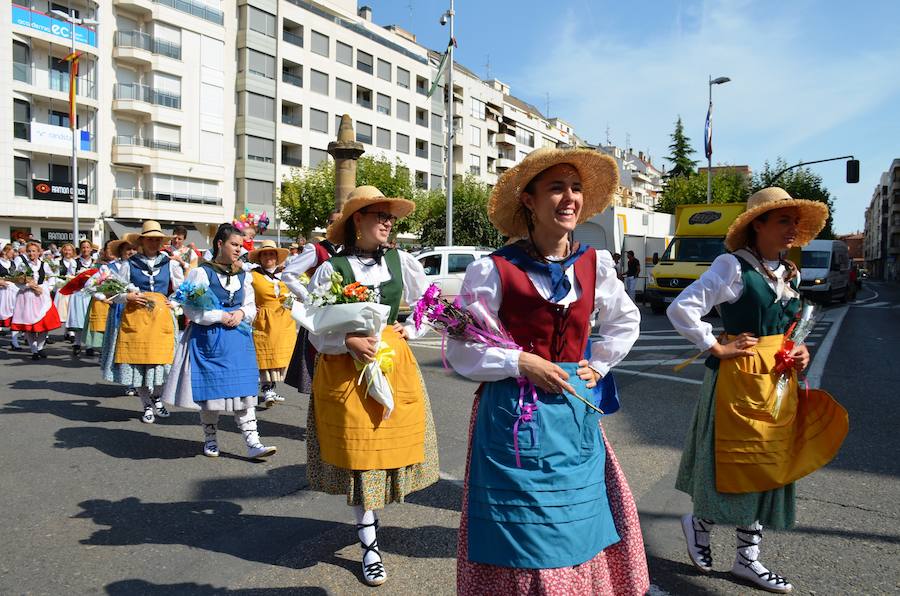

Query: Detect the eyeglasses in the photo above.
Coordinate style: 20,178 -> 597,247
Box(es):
360,210 -> 398,225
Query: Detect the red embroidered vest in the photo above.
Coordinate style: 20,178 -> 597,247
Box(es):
492,250 -> 596,362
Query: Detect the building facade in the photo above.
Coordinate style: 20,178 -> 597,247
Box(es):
864,159 -> 900,280
4,0 -> 652,247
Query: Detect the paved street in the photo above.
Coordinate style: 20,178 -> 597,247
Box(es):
1,283 -> 898,595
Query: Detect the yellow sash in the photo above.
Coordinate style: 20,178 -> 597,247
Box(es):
715,334 -> 848,493
313,326 -> 426,471
114,292 -> 175,365
88,299 -> 110,332
251,272 -> 297,370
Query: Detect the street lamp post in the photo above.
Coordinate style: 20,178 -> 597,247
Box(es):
706,75 -> 731,204
441,1 -> 455,246
51,9 -> 97,245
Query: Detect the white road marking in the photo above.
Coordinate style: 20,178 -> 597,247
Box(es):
806,305 -> 849,388
853,301 -> 891,308
612,369 -> 703,385
850,287 -> 880,305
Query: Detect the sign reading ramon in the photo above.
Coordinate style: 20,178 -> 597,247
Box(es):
33,179 -> 88,203
688,210 -> 723,226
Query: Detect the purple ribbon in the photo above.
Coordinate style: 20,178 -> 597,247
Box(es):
513,376 -> 539,467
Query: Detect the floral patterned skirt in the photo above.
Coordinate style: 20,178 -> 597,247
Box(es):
305,360 -> 439,510
457,395 -> 650,596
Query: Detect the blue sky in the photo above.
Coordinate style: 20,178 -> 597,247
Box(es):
368,0 -> 900,234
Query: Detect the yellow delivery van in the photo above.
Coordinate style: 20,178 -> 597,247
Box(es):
646,203 -> 746,314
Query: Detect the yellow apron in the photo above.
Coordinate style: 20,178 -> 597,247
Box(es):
88,298 -> 110,333
715,334 -> 849,493
251,271 -> 298,371
313,326 -> 426,471
114,292 -> 175,365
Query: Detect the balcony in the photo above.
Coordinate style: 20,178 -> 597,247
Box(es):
154,0 -> 224,26
49,74 -> 98,100
114,135 -> 180,150
113,83 -> 181,117
497,157 -> 517,170
282,30 -> 303,47
281,156 -> 302,167
496,132 -> 516,146
113,136 -> 180,167
114,188 -> 220,205
114,31 -> 181,65
113,188 -> 223,222
282,70 -> 302,87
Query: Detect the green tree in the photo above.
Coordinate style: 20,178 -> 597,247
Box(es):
665,116 -> 698,178
277,160 -> 335,240
657,169 -> 750,214
418,176 -> 503,247
752,159 -> 835,239
277,155 -> 421,239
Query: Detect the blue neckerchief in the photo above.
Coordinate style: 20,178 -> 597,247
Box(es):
493,243 -> 589,302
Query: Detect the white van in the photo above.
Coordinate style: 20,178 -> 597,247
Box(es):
415,246 -> 493,299
799,240 -> 851,303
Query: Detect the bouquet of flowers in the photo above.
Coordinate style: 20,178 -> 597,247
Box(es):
83,270 -> 132,301
291,271 -> 394,418
171,280 -> 251,335
2,262 -> 32,285
772,301 -> 818,417
42,257 -> 59,275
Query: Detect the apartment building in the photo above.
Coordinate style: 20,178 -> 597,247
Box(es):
3,0 -> 599,246
865,159 -> 900,280
594,145 -> 665,210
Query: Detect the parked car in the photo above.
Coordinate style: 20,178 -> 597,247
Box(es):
799,239 -> 852,303
397,246 -> 494,319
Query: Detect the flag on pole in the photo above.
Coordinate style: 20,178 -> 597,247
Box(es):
704,101 -> 713,159
426,37 -> 457,98
63,51 -> 83,130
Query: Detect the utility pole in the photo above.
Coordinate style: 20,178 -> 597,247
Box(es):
442,1 -> 455,246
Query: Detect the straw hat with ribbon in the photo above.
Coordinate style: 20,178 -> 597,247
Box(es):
107,239 -> 134,258
248,239 -> 289,266
326,185 -> 415,245
725,187 -> 829,252
123,220 -> 171,245
488,147 -> 619,238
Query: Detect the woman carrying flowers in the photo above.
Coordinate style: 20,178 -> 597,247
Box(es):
304,186 -> 438,587
0,243 -> 22,350
11,241 -> 62,359
65,239 -> 97,356
99,239 -> 137,396
101,221 -> 183,423
667,188 -> 848,593
247,240 -> 297,407
162,223 -> 276,460
79,240 -> 115,357
53,242 -> 78,339
446,148 -> 648,595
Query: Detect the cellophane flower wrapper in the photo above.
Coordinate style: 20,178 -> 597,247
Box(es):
291,272 -> 395,417
773,301 -> 818,417
171,280 -> 252,337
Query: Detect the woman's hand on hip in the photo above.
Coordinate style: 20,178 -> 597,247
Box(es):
576,359 -> 602,389
126,292 -> 148,306
710,332 -> 757,360
518,352 -> 576,395
346,333 -> 377,362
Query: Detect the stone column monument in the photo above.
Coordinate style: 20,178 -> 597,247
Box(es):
328,114 -> 365,210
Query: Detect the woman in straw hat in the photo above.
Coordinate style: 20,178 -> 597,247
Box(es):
161,223 -> 277,460
446,147 -> 649,595
281,210 -> 342,394
11,240 -> 62,360
247,239 -> 297,407
52,242 -> 78,339
65,239 -> 98,357
667,187 -> 848,593
101,220 -> 184,424
78,240 -> 115,357
304,186 -> 437,586
98,239 -> 137,396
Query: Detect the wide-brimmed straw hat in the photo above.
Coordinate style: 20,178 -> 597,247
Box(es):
326,185 -> 415,245
248,239 -> 289,265
488,147 -> 619,238
123,220 -> 171,245
107,239 -> 134,257
725,187 -> 828,252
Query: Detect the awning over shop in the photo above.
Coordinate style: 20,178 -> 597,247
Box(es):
105,220 -> 209,250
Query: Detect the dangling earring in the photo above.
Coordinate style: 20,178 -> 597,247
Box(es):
356,231 -> 362,241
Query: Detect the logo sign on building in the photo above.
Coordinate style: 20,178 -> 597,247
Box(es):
41,229 -> 91,245
11,5 -> 97,47
33,179 -> 88,203
31,122 -> 91,151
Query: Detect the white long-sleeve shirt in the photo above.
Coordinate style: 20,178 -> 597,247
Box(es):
446,249 -> 641,382
281,242 -> 319,299
180,266 -> 257,326
666,253 -> 788,350
307,250 -> 429,354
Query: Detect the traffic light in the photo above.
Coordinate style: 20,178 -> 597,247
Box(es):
846,159 -> 860,183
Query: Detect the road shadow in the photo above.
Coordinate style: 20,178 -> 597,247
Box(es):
106,581 -> 326,595
54,426 -> 244,461
75,497 -> 457,570
404,478 -> 463,513
646,554 -> 725,595
190,464 -> 308,500
8,379 -> 123,398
